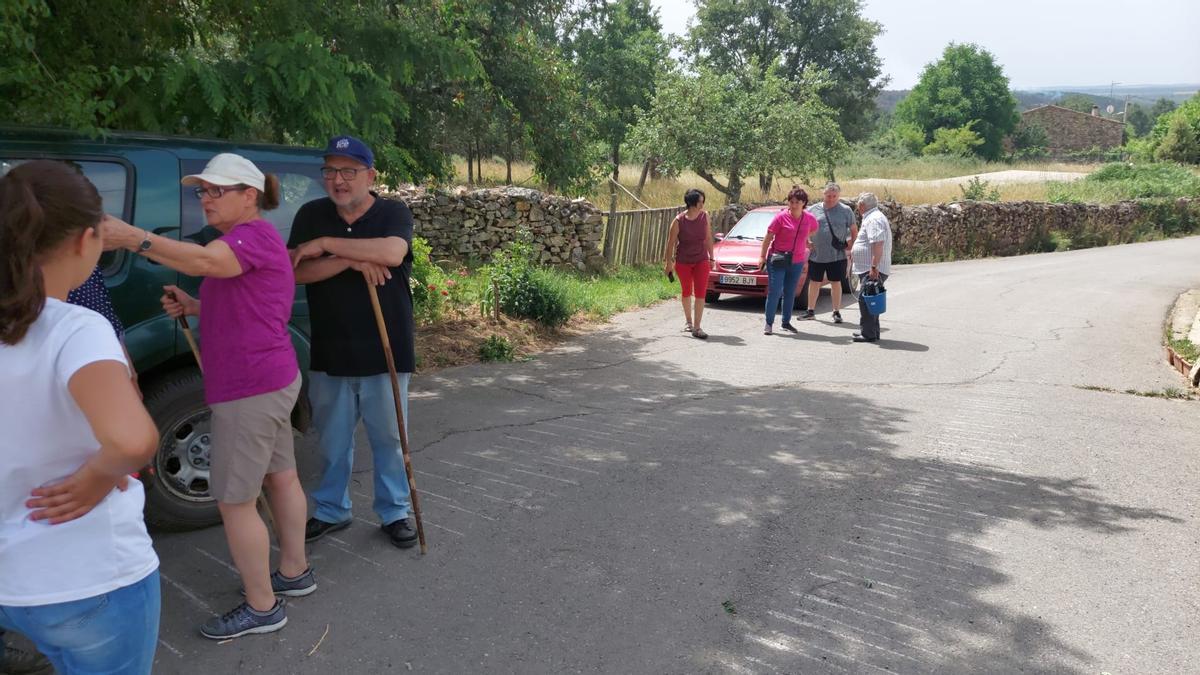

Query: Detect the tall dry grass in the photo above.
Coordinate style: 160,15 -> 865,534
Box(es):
449,156 -> 1091,208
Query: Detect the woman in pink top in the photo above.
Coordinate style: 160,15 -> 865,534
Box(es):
758,186 -> 817,335
102,154 -> 311,640
662,188 -> 714,339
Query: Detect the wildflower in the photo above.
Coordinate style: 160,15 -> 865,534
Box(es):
441,290 -> 449,296
428,284 -> 437,291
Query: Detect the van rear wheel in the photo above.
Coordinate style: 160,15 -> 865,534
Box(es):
141,369 -> 221,531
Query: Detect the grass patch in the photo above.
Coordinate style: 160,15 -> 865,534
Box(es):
1047,162 -> 1200,204
1168,336 -> 1199,364
1076,385 -> 1195,400
551,265 -> 678,320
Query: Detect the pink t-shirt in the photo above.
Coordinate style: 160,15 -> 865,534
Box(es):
768,210 -> 818,262
199,219 -> 298,405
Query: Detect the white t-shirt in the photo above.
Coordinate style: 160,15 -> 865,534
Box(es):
851,207 -> 893,275
0,299 -> 158,606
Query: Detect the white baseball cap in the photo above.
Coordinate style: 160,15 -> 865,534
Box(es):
181,153 -> 265,191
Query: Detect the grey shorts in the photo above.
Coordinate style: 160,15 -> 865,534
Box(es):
209,373 -> 302,504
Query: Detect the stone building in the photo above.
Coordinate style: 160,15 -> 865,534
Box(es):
1019,104 -> 1124,155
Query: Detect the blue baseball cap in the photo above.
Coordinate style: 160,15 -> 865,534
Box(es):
324,135 -> 374,168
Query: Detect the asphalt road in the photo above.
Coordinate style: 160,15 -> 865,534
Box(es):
149,236 -> 1200,674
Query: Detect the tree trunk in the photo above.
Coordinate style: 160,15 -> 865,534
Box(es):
695,168 -> 735,203
635,157 -> 652,196
466,146 -> 474,185
505,128 -> 513,185
759,171 -> 773,195
728,172 -> 743,205
611,143 -> 620,183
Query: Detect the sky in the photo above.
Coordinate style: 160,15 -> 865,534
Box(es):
648,0 -> 1200,91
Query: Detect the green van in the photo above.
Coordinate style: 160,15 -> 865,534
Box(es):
1,128 -> 326,530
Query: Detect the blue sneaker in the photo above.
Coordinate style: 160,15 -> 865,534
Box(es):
240,568 -> 317,598
201,600 -> 287,640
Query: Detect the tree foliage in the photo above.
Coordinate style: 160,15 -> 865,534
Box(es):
1056,93 -> 1096,114
1149,94 -> 1200,164
1126,103 -> 1152,137
687,0 -> 885,142
629,65 -> 846,204
894,43 -> 1018,160
563,0 -> 668,180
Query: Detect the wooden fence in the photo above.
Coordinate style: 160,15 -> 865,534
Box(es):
601,207 -> 679,266
601,205 -> 752,266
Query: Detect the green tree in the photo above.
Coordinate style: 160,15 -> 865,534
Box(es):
1150,97 -> 1177,121
629,65 -> 846,204
563,0 -> 669,182
1056,93 -> 1096,114
1126,103 -> 1152,137
894,43 -> 1018,160
1151,94 -> 1200,164
687,0 -> 885,142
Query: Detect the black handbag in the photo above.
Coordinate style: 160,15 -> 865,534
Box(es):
768,216 -> 804,268
824,211 -> 847,251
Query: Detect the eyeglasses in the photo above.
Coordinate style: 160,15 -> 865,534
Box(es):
320,167 -> 362,181
192,185 -> 249,199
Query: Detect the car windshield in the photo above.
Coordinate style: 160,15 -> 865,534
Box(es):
723,211 -> 776,240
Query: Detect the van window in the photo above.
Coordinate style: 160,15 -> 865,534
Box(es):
0,158 -> 131,275
180,160 -> 325,245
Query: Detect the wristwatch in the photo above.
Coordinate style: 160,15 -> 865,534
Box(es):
137,229 -> 152,253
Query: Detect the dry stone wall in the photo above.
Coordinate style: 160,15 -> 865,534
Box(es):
384,186 -> 606,270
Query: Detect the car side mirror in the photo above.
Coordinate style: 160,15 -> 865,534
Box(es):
714,232 -> 724,241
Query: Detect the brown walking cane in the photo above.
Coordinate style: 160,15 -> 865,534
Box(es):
168,291 -> 203,373
366,281 -> 427,553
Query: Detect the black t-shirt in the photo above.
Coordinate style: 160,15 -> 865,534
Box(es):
289,195 -> 416,375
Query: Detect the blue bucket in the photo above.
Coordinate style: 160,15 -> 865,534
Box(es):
862,289 -> 887,315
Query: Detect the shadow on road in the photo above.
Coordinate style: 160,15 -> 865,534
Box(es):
149,314 -> 1179,674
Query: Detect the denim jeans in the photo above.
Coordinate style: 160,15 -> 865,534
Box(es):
309,371 -> 412,525
0,570 -> 159,675
765,261 -> 806,327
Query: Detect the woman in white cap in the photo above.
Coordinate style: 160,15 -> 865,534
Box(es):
102,153 -> 312,640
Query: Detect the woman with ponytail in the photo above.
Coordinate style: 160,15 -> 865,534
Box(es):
102,153 -> 312,640
0,160 -> 161,673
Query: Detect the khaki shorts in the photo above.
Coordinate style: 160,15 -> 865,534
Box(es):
209,373 -> 302,504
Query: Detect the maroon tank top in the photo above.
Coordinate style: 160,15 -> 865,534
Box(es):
675,211 -> 709,264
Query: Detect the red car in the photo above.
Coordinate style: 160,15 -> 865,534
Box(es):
705,206 -> 807,306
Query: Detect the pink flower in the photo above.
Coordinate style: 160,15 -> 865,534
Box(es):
428,284 -> 437,291
447,280 -> 457,287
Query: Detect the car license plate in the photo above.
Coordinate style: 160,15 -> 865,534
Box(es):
719,274 -> 756,286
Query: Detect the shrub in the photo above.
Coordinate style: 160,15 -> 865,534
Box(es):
482,229 -> 574,328
1047,162 -> 1200,203
478,335 -> 516,362
922,122 -> 984,157
409,236 -> 450,324
959,176 -> 1001,201
1009,123 -> 1048,160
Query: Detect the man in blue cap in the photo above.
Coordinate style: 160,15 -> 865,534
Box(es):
288,135 -> 419,549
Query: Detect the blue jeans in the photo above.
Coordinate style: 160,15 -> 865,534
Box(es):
0,570 -> 159,675
309,371 -> 412,525
765,261 -> 806,326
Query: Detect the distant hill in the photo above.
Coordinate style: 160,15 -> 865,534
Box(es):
876,83 -> 1198,115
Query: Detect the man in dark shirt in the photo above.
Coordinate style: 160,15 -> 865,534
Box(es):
289,136 -> 419,549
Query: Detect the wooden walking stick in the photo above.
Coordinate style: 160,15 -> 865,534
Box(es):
366,281 -> 427,554
168,291 -> 203,374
